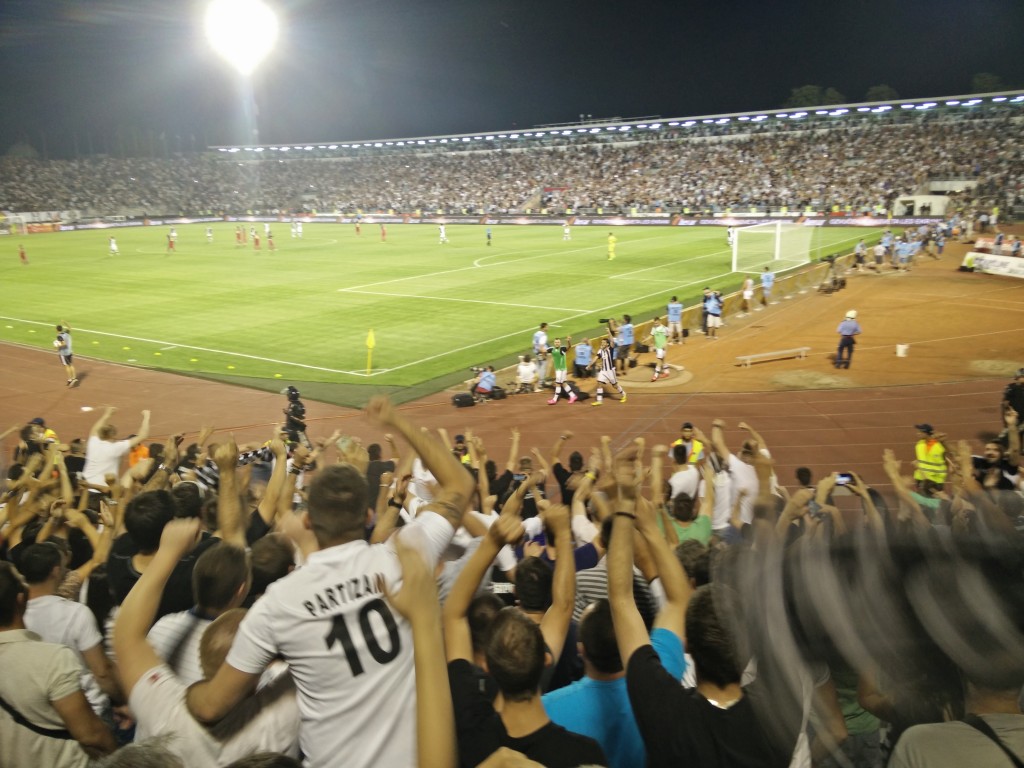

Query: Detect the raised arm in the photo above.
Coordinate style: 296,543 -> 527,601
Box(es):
606,479 -> 649,667
255,437 -> 289,528
366,396 -> 474,531
212,437 -> 246,548
539,502 -> 574,663
710,418 -> 731,461
506,428 -> 521,474
114,518 -> 202,695
548,431 -> 572,468
442,503 -> 524,662
89,407 -> 117,439
637,496 -> 692,635
126,410 -> 151,449
385,535 -> 457,768
738,421 -> 769,453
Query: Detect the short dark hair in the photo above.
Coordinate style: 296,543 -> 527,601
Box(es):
367,443 -> 382,461
485,608 -> 546,701
671,492 -> 696,522
249,534 -> 295,599
568,451 -> 584,472
125,490 -> 177,553
0,562 -> 27,625
515,557 -> 553,612
672,444 -> 689,465
675,540 -> 710,586
795,467 -> 813,487
18,542 -> 64,584
171,482 -> 204,520
686,585 -> 741,687
307,464 -> 369,543
193,543 -> 250,611
579,599 -> 622,674
468,592 -> 506,652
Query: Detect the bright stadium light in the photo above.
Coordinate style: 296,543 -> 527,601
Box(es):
205,0 -> 279,76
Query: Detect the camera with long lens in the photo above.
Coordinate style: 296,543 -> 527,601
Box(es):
470,366 -> 485,373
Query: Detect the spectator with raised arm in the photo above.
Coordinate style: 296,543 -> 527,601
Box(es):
443,499 -> 606,767
113,518 -> 300,766
82,408 -> 151,487
606,472 -> 788,768
186,395 -> 474,768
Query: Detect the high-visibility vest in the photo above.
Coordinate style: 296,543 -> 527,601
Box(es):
914,439 -> 947,482
671,438 -> 704,464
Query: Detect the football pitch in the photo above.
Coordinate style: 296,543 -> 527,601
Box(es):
0,222 -> 880,405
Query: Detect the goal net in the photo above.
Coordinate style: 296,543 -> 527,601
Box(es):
731,221 -> 814,274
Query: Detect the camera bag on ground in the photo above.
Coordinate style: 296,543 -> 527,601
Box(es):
452,393 -> 476,408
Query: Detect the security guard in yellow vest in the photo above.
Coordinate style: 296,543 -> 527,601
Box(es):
671,421 -> 704,464
913,423 -> 948,490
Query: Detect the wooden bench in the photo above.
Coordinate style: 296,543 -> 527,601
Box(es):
736,347 -> 811,367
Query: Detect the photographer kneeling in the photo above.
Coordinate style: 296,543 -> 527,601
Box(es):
471,365 -> 497,398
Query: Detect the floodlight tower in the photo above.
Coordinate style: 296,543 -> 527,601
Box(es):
205,0 -> 279,207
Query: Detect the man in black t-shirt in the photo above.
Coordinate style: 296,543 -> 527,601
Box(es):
364,440 -> 397,512
444,503 -> 606,767
447,609 -> 606,767
608,495 -> 791,768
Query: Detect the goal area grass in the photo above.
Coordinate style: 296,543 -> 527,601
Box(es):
0,222 -> 883,406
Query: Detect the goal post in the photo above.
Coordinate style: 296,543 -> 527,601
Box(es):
731,221 -> 814,273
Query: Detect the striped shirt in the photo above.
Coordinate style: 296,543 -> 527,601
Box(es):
596,346 -> 616,372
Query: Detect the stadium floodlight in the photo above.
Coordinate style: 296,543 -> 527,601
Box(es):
205,0 -> 279,76
992,96 -> 1007,102
945,100 -> 961,105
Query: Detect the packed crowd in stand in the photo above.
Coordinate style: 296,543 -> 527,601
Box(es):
1,369 -> 1023,767
1,108 -> 1023,217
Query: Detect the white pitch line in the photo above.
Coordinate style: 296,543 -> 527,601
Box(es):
340,289 -> 588,313
370,271 -> 734,376
0,316 -> 368,376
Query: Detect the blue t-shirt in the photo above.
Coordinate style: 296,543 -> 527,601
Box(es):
667,302 -> 683,322
478,370 -> 496,390
760,271 -> 775,290
543,628 -> 684,768
620,323 -> 634,345
575,344 -> 592,366
704,295 -> 722,315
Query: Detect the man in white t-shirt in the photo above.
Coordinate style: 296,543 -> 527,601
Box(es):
708,419 -> 760,537
82,406 -> 150,486
21,543 -> 123,717
187,396 -> 475,768
147,542 -> 251,686
114,520 -> 300,768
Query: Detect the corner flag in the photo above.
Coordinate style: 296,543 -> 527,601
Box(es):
366,329 -> 375,374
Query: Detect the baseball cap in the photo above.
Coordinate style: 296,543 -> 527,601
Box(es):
914,423 -> 934,434
681,422 -> 694,429
29,417 -> 45,426
454,434 -> 466,443
845,310 -> 857,319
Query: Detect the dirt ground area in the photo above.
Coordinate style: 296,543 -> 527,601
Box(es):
2,232 -> 1021,500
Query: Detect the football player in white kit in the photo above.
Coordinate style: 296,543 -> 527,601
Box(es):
563,223 -> 571,241
109,236 -> 119,255
187,395 -> 474,768
439,224 -> 448,244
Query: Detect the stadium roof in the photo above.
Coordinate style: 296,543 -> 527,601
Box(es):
209,91 -> 1024,155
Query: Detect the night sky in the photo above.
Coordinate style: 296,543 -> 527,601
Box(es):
2,0 -> 1023,156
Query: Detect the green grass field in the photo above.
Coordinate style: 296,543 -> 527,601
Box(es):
0,222 -> 882,405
